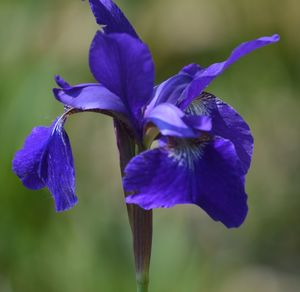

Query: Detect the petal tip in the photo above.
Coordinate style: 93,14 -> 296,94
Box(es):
54,75 -> 70,89
224,204 -> 248,228
125,196 -> 154,210
55,196 -> 78,212
271,34 -> 280,42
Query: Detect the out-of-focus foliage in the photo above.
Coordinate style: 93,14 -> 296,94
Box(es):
0,0 -> 299,291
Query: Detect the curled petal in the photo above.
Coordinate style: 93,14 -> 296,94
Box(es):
53,83 -> 129,116
180,34 -> 280,108
145,103 -> 211,138
124,137 -> 248,228
186,93 -> 253,173
13,117 -> 78,212
89,32 -> 154,120
89,0 -> 138,38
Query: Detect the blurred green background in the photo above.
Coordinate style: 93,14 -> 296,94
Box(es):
1,0 -> 299,291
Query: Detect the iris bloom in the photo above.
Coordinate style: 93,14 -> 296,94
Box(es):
13,0 -> 279,229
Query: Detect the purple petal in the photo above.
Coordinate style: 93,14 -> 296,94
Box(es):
53,83 -> 128,116
180,63 -> 203,77
180,34 -> 280,108
55,75 -> 70,89
145,103 -> 211,138
182,115 -> 212,132
39,120 -> 77,212
89,32 -> 154,120
13,126 -> 51,190
185,92 -> 253,174
89,0 -> 138,38
145,73 -> 192,114
13,118 -> 78,212
124,137 -> 248,228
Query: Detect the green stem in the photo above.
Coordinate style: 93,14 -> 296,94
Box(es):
137,280 -> 149,292
114,120 -> 153,292
130,205 -> 152,292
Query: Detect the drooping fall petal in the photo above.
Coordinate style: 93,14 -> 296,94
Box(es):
13,117 -> 78,211
185,92 -> 253,174
124,137 -> 247,228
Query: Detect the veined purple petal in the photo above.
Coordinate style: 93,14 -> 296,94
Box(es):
89,0 -> 138,38
89,32 -> 154,120
124,137 -> 248,228
53,83 -> 128,116
180,34 -> 280,108
185,92 -> 253,174
13,117 -> 78,212
145,103 -> 211,138
13,126 -> 51,190
39,120 -> 77,212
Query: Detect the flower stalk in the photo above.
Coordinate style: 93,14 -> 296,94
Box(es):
114,120 -> 152,292
129,205 -> 152,292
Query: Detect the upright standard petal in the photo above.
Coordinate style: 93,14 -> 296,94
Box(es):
185,92 -> 253,174
53,83 -> 128,116
13,117 -> 78,212
145,103 -> 211,138
145,73 -> 192,114
180,34 -> 280,108
124,137 -> 247,228
89,32 -> 154,120
89,0 -> 138,38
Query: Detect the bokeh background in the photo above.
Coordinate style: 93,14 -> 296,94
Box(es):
1,0 -> 299,291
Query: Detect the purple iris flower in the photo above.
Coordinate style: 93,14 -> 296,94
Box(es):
13,0 -> 279,227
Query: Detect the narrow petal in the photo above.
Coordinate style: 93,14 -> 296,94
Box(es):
145,103 -> 211,138
13,117 -> 78,211
89,32 -> 154,120
180,34 -> 280,108
124,137 -> 247,228
89,0 -> 138,38
53,83 -> 128,116
185,92 -> 253,173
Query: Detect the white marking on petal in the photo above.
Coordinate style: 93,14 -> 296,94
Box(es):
185,92 -> 214,116
167,140 -> 206,170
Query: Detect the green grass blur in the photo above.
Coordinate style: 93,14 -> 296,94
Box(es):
1,0 -> 299,291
